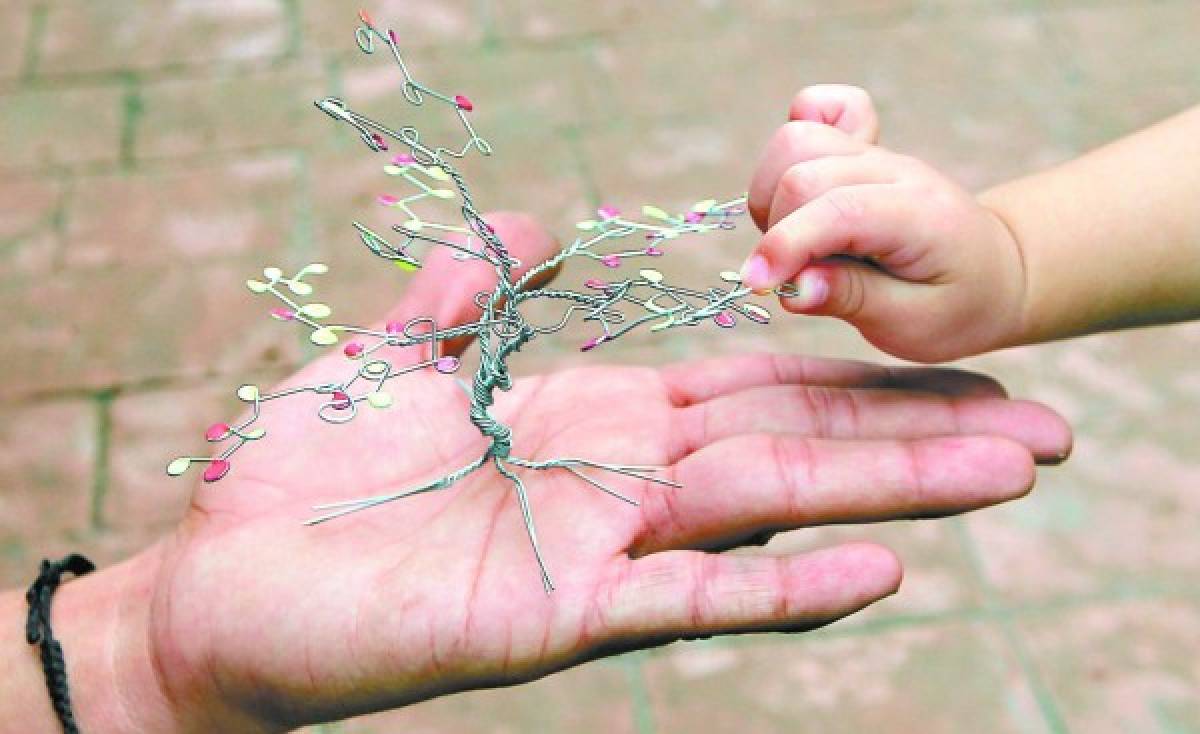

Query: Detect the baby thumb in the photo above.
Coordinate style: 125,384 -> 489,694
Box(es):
789,85 -> 880,144
778,259 -> 906,327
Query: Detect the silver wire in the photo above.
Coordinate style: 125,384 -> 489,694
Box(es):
172,12 -> 785,592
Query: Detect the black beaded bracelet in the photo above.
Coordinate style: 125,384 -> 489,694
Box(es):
26,554 -> 96,734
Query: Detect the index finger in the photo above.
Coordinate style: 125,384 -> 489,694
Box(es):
748,120 -> 865,231
632,432 -> 1038,556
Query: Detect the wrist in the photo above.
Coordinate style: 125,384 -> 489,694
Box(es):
1,542 -> 279,734
0,547 -> 179,733
977,190 -> 1037,352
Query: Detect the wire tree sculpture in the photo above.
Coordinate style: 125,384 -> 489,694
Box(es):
168,10 -> 793,592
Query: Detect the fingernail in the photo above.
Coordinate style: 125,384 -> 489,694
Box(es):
740,254 -> 770,289
1038,454 -> 1068,467
795,271 -> 828,309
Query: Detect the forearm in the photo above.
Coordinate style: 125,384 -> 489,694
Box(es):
980,104 -> 1200,346
0,547 -> 202,734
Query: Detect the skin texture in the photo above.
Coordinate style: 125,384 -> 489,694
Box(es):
742,86 -> 1200,362
0,214 -> 1072,733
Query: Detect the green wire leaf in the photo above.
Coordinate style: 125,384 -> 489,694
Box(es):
311,328 -> 339,346
367,392 -> 394,409
286,280 -> 314,296
299,303 -> 332,319
642,205 -> 671,221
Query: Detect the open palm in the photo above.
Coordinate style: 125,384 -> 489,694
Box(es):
142,214 -> 1071,732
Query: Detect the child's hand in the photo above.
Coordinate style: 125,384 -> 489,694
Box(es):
741,85 -> 1027,363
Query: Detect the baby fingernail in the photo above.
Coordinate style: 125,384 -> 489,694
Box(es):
740,254 -> 770,289
796,271 -> 828,309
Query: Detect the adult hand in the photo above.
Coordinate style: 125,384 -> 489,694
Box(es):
6,213 -> 1070,733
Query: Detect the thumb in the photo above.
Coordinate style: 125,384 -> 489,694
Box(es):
783,261 -> 999,364
788,84 -> 880,144
779,258 -> 916,338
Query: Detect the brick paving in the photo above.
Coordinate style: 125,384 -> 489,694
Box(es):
1,1 -> 1198,732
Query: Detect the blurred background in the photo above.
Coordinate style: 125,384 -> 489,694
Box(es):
1,0 -> 1198,732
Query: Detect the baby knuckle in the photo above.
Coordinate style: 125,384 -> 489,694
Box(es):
847,83 -> 872,100
838,268 -> 868,320
820,189 -> 866,228
789,87 -> 816,110
887,152 -> 928,177
778,163 -> 821,203
923,187 -> 965,229
779,119 -> 828,154
841,84 -> 874,109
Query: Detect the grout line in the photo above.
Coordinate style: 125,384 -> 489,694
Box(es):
476,1 -> 932,50
89,388 -> 116,531
118,71 -> 144,172
289,150 -> 316,263
289,148 -> 320,362
682,576 -> 1200,653
19,3 -> 48,83
814,606 -> 989,639
949,518 -> 995,603
1020,0 -> 1086,157
620,652 -> 657,734
0,363 -> 297,408
2,0 -> 1058,92
44,170 -> 71,272
0,113 -> 607,181
476,0 -> 501,52
951,518 -> 1069,734
11,39 -> 491,92
324,56 -> 344,99
279,0 -> 303,61
560,125 -> 601,208
1,143 -> 318,187
995,619 -> 1070,734
321,56 -> 349,152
